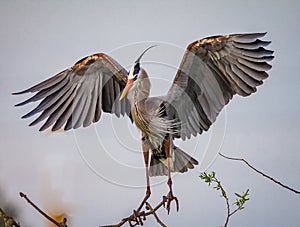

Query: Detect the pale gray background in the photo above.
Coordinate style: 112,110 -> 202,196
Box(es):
1,1 -> 300,227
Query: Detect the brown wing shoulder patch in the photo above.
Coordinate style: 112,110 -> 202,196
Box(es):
187,35 -> 230,52
72,53 -> 106,69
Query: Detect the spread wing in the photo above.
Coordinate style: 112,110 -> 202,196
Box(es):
13,53 -> 131,131
165,32 -> 274,140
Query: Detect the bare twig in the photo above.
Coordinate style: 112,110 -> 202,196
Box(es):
223,190 -> 247,227
145,202 -> 167,227
224,193 -> 230,226
210,176 -> 234,227
101,197 -> 169,227
213,177 -> 230,227
0,208 -> 20,227
219,153 -> 300,194
19,192 -> 67,227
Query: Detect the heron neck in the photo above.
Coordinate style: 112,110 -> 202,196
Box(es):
129,74 -> 151,134
133,85 -> 149,104
130,68 -> 151,104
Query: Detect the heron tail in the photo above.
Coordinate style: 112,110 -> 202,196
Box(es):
149,146 -> 198,177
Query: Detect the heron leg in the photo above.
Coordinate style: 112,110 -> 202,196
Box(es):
164,136 -> 179,214
134,137 -> 151,214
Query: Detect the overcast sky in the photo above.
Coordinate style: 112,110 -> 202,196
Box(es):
1,1 -> 300,227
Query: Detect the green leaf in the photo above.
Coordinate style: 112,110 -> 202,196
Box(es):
234,193 -> 242,198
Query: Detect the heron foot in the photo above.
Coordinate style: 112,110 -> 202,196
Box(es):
162,178 -> 179,214
129,189 -> 150,226
163,190 -> 179,214
134,186 -> 151,214
129,196 -> 149,226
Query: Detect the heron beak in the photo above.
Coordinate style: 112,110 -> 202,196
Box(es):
119,79 -> 134,100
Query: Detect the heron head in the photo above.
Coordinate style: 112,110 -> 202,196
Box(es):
119,45 -> 156,100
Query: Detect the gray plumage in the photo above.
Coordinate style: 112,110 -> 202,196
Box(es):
13,32 -> 273,176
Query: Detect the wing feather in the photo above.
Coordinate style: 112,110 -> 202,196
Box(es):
38,85 -> 77,130
165,32 -> 273,140
15,75 -> 69,107
12,71 -> 67,95
112,79 -> 121,117
94,74 -> 103,123
83,76 -> 99,127
30,83 -> 78,129
72,92 -> 89,129
13,53 -> 130,131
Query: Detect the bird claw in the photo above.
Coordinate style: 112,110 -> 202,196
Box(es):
163,191 -> 179,214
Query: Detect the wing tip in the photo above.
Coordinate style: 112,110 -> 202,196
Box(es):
12,89 -> 30,96
15,102 -> 24,107
235,31 -> 268,37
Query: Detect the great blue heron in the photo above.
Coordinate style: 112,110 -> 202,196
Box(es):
13,32 -> 273,214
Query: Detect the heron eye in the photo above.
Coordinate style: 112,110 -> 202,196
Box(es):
133,74 -> 138,81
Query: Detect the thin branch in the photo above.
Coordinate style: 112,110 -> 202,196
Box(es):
0,208 -> 20,227
145,202 -> 167,227
224,193 -> 230,226
101,197 -> 168,227
219,153 -> 300,194
200,172 -> 249,227
19,192 -> 67,227
212,178 -> 230,227
229,206 -> 240,218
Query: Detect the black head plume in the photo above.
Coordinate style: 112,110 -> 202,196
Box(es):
135,45 -> 157,64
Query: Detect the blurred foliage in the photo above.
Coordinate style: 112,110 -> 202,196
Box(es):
0,189 -> 19,227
